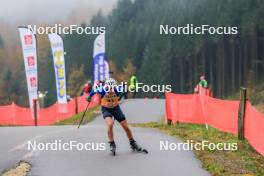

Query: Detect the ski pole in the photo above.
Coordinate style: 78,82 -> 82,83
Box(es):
77,101 -> 91,129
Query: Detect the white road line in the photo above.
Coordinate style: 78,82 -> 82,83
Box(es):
8,127 -> 75,153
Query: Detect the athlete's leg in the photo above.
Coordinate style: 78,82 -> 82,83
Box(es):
104,117 -> 114,141
120,120 -> 142,151
120,120 -> 134,140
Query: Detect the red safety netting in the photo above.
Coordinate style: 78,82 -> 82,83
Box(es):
165,93 -> 205,124
0,94 -> 100,126
166,88 -> 264,156
202,95 -> 239,134
244,102 -> 264,156
165,91 -> 239,133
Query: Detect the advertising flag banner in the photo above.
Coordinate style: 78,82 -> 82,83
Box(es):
93,34 -> 109,82
18,27 -> 38,108
48,33 -> 67,105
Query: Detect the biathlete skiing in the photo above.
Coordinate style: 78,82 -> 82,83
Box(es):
86,78 -> 148,155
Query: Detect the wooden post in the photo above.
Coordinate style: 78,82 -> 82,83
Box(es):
176,100 -> 179,125
33,99 -> 38,126
75,97 -> 78,114
167,119 -> 172,126
238,87 -> 247,140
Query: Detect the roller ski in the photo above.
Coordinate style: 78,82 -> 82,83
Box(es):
109,141 -> 116,156
130,140 -> 148,154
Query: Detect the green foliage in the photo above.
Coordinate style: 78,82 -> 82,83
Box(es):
107,0 -> 264,97
0,35 -> 4,48
67,65 -> 87,96
64,0 -> 264,98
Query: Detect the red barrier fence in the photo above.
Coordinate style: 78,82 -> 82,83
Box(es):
0,94 -> 100,126
165,89 -> 264,156
244,102 -> 264,156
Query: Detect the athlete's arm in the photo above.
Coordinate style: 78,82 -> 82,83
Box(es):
114,85 -> 125,100
86,87 -> 106,102
86,89 -> 95,102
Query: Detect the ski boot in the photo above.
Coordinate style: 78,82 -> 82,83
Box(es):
109,141 -> 116,156
130,139 -> 148,154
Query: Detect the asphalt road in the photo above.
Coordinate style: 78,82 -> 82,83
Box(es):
0,99 -> 209,176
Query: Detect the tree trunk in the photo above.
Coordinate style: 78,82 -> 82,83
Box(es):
231,38 -> 236,94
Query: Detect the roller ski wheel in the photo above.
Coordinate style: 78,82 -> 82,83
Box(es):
133,147 -> 148,154
109,141 -> 116,156
130,140 -> 148,154
141,148 -> 148,154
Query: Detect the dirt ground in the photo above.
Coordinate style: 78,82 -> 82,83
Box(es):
2,161 -> 31,176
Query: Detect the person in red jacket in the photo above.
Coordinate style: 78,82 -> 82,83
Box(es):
80,81 -> 93,96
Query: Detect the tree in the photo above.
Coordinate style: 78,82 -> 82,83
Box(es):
0,35 -> 4,48
68,65 -> 87,97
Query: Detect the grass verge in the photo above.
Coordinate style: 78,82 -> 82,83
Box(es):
54,106 -> 100,125
132,122 -> 264,176
0,125 -> 18,127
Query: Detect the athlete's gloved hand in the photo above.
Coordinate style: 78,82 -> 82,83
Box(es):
86,96 -> 91,102
118,92 -> 124,100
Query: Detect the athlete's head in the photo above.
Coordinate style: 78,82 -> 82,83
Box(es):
88,80 -> 92,85
200,75 -> 205,80
104,78 -> 117,90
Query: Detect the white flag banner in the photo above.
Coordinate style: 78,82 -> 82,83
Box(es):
93,33 -> 105,58
18,27 -> 38,108
48,33 -> 67,105
93,34 -> 109,82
